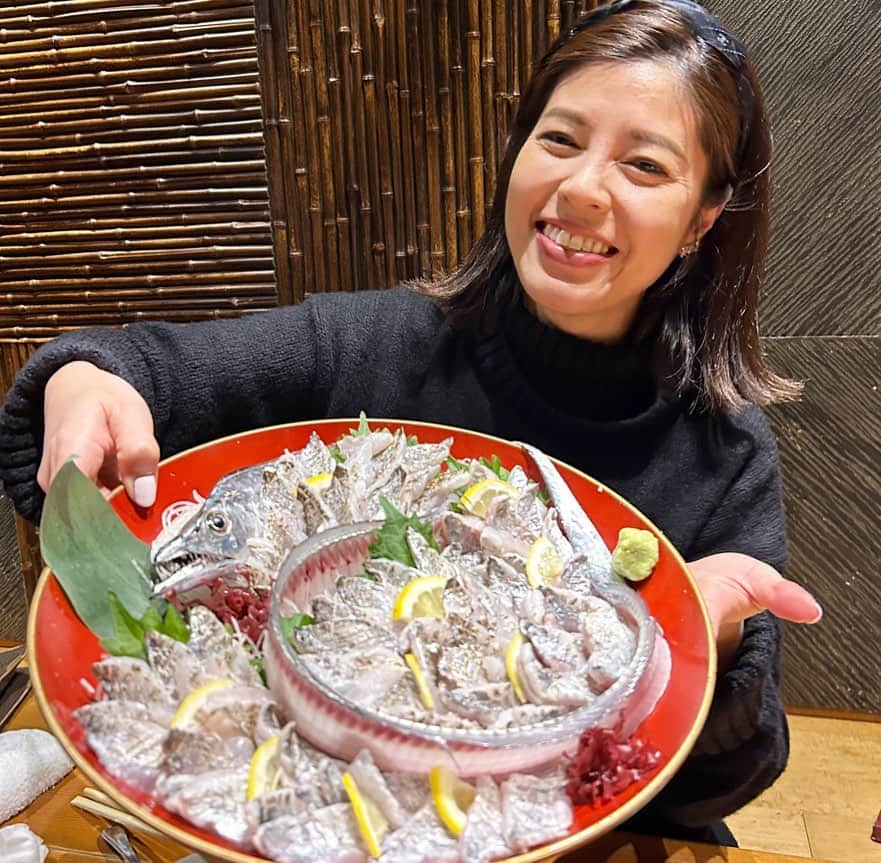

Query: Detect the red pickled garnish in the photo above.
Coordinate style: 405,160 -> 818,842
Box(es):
564,726 -> 661,806
205,579 -> 270,643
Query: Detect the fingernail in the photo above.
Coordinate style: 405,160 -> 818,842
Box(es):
132,475 -> 157,508
810,600 -> 823,624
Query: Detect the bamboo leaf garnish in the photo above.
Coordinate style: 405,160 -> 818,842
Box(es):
39,459 -> 154,638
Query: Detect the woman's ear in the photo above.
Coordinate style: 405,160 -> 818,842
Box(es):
695,199 -> 727,242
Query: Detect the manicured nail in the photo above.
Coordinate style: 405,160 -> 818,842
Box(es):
132,475 -> 157,508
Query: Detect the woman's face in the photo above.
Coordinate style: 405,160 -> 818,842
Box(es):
505,59 -> 725,342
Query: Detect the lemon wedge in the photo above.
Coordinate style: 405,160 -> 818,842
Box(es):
404,652 -> 435,709
305,472 -> 333,492
342,771 -> 388,857
247,735 -> 281,800
459,478 -> 519,518
430,765 -> 476,837
391,575 -> 447,622
525,535 -> 564,588
505,632 -> 526,703
170,679 -> 235,729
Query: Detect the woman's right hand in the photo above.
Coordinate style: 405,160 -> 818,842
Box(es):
37,361 -> 160,507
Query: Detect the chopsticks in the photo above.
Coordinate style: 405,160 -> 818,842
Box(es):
71,787 -> 164,839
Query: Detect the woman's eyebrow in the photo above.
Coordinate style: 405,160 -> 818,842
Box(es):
541,107 -> 587,126
629,130 -> 686,161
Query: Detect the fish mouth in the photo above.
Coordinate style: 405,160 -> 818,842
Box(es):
152,550 -> 228,580
151,551 -> 236,598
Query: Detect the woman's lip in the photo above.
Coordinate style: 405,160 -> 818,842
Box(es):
535,226 -> 615,268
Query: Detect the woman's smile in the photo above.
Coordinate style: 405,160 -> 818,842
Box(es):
535,220 -> 618,268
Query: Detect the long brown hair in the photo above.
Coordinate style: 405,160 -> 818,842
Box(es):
413,0 -> 800,412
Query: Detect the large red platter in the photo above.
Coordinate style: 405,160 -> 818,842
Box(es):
28,419 -> 715,863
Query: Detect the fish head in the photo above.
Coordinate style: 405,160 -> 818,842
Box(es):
151,464 -> 269,596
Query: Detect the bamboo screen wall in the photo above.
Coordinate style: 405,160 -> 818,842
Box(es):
0,0 -> 275,593
256,0 -> 603,299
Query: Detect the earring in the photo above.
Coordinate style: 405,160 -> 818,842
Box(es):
679,235 -> 701,257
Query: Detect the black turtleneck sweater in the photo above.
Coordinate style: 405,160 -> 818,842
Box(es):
0,285 -> 789,842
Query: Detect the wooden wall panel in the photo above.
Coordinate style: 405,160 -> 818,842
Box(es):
766,337 -> 881,713
711,0 -> 881,337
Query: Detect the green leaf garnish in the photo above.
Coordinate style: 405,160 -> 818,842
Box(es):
445,456 -> 468,472
280,613 -> 315,641
350,411 -> 371,437
162,604 -> 190,643
329,444 -> 344,463
40,460 -> 154,638
480,455 -> 510,482
99,592 -> 191,659
250,655 -> 267,684
100,592 -> 148,659
369,497 -> 439,566
358,569 -> 379,582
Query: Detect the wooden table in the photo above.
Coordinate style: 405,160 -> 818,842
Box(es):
6,690 -> 833,863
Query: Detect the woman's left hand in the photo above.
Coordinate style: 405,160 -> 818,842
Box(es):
688,552 -> 822,672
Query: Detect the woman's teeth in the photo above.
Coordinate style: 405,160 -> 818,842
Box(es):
540,222 -> 612,255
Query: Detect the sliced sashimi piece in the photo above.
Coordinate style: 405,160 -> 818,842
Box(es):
75,699 -> 167,792
91,657 -> 174,724
254,803 -> 367,863
379,803 -> 459,863
277,724 -> 346,808
145,630 -> 217,700
499,771 -> 573,853
347,749 -> 410,829
158,766 -> 250,846
161,727 -> 247,775
186,605 -> 264,687
458,776 -> 511,863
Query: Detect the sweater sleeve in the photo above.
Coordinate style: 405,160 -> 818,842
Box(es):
0,301 -> 332,522
638,407 -> 790,830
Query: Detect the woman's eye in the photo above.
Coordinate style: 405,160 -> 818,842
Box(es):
539,131 -> 578,149
630,159 -> 667,176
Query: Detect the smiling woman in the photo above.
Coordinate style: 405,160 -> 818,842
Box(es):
421,0 -> 797,413
0,0 -> 821,854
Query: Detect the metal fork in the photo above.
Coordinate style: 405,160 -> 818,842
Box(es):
100,825 -> 144,863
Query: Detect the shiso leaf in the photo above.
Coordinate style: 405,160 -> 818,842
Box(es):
40,459 -> 154,638
100,592 -> 148,659
280,613 -> 316,642
368,497 -> 439,567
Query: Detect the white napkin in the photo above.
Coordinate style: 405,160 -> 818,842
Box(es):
0,824 -> 48,863
0,729 -> 74,823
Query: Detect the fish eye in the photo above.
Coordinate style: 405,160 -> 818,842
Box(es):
205,510 -> 229,533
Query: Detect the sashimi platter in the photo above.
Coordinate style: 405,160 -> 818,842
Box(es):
29,418 -> 714,863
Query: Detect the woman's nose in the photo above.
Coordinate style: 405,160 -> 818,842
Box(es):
557,158 -> 612,212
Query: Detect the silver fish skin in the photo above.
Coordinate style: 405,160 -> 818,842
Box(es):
161,727 -> 247,775
519,442 -> 613,585
254,803 -> 367,863
500,771 -> 573,853
459,776 -> 511,863
158,766 -> 251,846
347,748 -> 410,829
379,803 -> 460,863
91,657 -> 175,725
74,699 -> 168,793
